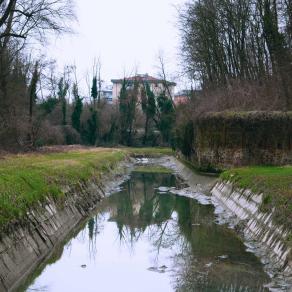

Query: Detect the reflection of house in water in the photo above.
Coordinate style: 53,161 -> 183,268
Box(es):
111,74 -> 176,103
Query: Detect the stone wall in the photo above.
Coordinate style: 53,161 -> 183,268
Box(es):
191,111 -> 292,169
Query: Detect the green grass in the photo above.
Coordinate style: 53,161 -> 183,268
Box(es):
0,148 -> 127,229
0,147 -> 172,230
221,166 -> 292,231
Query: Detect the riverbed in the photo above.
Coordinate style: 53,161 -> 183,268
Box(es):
23,168 -> 270,292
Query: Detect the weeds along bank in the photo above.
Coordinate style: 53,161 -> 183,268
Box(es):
0,147 -> 172,291
177,111 -> 292,171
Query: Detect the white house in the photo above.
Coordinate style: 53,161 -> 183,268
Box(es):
100,86 -> 113,103
111,73 -> 176,102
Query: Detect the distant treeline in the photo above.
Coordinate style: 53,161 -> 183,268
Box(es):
1,0 -> 292,154
0,1 -> 176,151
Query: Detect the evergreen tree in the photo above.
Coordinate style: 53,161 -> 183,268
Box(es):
57,77 -> 69,126
85,77 -> 100,145
118,79 -> 138,146
86,109 -> 98,145
141,82 -> 156,145
71,83 -> 83,132
91,76 -> 98,106
28,62 -> 39,120
119,79 -> 129,144
157,92 -> 175,144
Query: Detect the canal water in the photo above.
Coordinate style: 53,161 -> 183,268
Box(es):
25,171 -> 269,292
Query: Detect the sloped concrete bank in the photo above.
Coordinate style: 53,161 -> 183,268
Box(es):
0,159 -> 133,292
157,157 -> 291,291
211,181 -> 292,291
1,155 -> 291,291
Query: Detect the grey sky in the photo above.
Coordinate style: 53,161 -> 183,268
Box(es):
47,0 -> 186,93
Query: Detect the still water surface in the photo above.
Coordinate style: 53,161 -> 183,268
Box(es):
25,172 -> 269,292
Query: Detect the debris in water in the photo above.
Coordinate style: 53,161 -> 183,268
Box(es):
147,265 -> 168,273
218,255 -> 229,259
205,262 -> 213,268
136,158 -> 149,164
157,186 -> 170,193
81,264 -> 87,268
147,267 -> 157,272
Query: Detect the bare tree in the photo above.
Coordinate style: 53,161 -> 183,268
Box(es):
178,0 -> 292,110
157,52 -> 175,106
0,0 -> 75,48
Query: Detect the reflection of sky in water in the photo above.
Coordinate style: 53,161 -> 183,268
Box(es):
28,218 -> 173,292
27,173 -> 269,292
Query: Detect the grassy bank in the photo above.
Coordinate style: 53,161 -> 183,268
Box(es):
221,166 -> 292,231
0,147 -> 172,230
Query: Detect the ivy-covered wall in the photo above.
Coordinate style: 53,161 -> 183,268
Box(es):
190,111 -> 292,169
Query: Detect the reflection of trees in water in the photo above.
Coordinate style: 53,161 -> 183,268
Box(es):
107,173 -> 178,251
86,172 -> 269,291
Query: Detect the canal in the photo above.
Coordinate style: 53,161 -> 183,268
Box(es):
24,170 -> 269,292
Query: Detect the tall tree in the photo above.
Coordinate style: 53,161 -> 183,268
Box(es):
0,0 -> 75,47
28,61 -> 39,120
179,0 -> 292,109
119,79 -> 138,146
156,92 -> 175,144
71,82 -> 83,132
85,76 -> 100,145
0,0 -> 76,149
91,76 -> 98,107
141,82 -> 156,145
57,76 -> 69,126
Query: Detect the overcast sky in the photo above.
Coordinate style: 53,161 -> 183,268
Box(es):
46,0 -> 186,94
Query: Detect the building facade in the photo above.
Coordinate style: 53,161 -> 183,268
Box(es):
111,74 -> 176,102
173,90 -> 190,105
100,86 -> 113,103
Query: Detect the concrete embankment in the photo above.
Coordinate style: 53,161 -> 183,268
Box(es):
159,157 -> 292,290
0,159 -> 132,292
211,181 -> 292,290
1,153 -> 291,291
